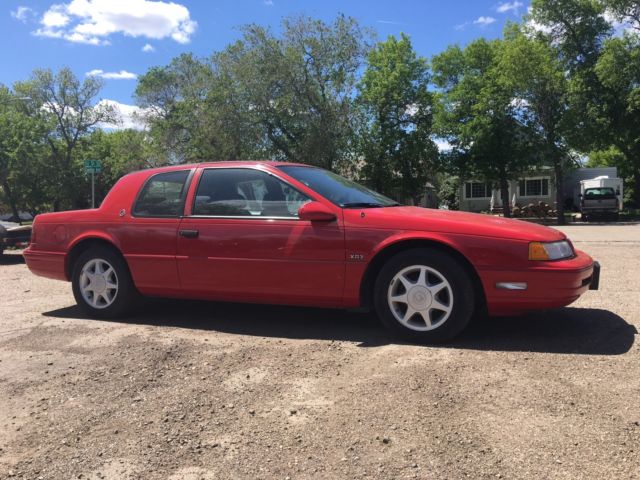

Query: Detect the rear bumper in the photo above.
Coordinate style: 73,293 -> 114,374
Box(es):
23,246 -> 68,281
2,233 -> 31,248
481,250 -> 598,316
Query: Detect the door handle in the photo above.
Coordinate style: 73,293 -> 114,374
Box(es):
179,229 -> 199,238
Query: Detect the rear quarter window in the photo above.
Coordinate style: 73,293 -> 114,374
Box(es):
132,170 -> 191,217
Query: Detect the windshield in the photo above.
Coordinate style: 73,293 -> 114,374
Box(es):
585,187 -> 616,199
277,166 -> 400,208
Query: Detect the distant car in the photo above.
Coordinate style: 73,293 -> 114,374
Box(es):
24,162 -> 600,342
0,221 -> 31,255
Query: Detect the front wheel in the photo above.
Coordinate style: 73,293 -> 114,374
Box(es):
71,247 -> 138,318
373,249 -> 475,343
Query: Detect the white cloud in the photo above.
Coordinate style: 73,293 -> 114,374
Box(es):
86,69 -> 137,80
142,43 -> 154,52
33,0 -> 197,46
473,16 -> 497,27
603,10 -> 635,37
264,0 -> 274,5
496,1 -> 523,14
97,100 -> 149,130
11,6 -> 36,22
377,20 -> 407,26
434,138 -> 452,152
525,7 -> 553,35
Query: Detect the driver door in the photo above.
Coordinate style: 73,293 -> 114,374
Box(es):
176,167 -> 346,306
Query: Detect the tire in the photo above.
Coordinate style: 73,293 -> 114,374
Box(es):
71,246 -> 138,318
373,249 -> 475,343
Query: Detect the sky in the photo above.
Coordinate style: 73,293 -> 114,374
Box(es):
2,0 -> 531,127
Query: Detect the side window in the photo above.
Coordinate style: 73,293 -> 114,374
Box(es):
133,170 -> 190,217
192,168 -> 311,218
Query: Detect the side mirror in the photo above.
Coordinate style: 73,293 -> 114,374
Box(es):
298,201 -> 336,222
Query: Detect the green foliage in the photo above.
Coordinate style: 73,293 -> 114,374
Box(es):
432,38 -> 540,217
357,33 -> 437,201
4,9 -> 640,215
136,15 -> 371,170
0,86 -> 52,217
500,26 -> 573,223
14,67 -> 117,210
435,174 -> 460,210
79,129 -> 155,201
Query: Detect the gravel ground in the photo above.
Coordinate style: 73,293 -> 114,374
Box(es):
0,224 -> 639,479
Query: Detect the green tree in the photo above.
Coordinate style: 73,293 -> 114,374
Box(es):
79,129 -> 156,203
136,15 -> 371,170
432,39 -> 539,217
357,33 -> 438,203
593,33 -> 640,204
500,27 -> 574,224
587,146 -> 635,204
0,86 -> 51,219
15,67 -> 116,210
528,0 -> 612,150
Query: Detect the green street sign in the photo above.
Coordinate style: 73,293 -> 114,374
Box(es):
84,159 -> 102,174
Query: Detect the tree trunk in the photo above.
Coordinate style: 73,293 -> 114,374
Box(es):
500,176 -> 511,218
634,163 -> 640,208
554,161 -> 566,226
2,180 -> 21,225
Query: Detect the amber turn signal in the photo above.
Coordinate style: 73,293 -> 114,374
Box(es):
529,242 -> 550,261
529,241 -> 574,261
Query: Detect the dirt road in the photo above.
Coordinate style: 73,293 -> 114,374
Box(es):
1,224 -> 639,479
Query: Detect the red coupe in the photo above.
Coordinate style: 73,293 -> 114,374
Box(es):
24,162 -> 600,342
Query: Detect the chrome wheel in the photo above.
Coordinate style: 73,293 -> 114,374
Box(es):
79,258 -> 119,309
387,265 -> 454,332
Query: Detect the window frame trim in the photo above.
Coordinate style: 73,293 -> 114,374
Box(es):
131,168 -> 195,219
188,166 -> 315,221
518,176 -> 551,198
463,181 -> 492,200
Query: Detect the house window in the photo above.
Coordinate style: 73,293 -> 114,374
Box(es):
519,177 -> 549,197
465,182 -> 491,199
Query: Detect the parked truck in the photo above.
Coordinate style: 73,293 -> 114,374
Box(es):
576,176 -> 623,221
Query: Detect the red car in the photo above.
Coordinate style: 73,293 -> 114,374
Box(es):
24,162 -> 600,342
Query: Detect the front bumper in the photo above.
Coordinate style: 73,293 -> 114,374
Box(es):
481,250 -> 599,316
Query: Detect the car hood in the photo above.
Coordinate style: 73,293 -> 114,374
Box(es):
350,206 -> 566,242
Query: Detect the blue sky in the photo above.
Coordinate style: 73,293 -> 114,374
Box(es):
3,0 -> 530,120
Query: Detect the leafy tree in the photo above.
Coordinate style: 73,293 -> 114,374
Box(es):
528,0 -> 612,151
603,0 -> 640,30
593,33 -> 640,204
136,15 -> 371,170
79,129 -> 156,203
14,67 -> 117,210
0,86 -> 51,219
587,146 -> 635,204
500,27 -> 574,224
432,39 -> 539,217
357,33 -> 438,203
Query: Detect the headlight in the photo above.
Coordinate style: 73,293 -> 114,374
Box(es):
528,240 -> 574,261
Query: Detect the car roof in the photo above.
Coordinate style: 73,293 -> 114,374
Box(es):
138,160 -> 314,175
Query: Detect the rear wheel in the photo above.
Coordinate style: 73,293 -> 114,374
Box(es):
71,246 -> 137,318
373,249 -> 475,343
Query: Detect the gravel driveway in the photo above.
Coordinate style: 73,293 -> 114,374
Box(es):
1,224 -> 639,479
